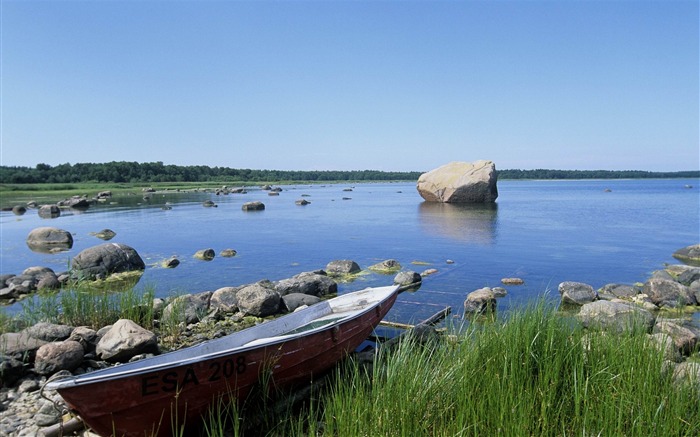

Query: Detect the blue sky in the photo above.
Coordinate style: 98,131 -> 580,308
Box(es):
1,1 -> 698,172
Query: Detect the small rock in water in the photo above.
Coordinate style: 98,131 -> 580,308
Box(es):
501,277 -> 524,285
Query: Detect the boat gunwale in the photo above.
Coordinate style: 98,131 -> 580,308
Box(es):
47,285 -> 398,390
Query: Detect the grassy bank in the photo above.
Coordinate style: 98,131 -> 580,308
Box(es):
239,302 -> 699,436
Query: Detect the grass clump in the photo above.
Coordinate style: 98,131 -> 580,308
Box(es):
276,301 -> 700,436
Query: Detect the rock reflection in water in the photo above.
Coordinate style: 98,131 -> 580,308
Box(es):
418,202 -> 498,245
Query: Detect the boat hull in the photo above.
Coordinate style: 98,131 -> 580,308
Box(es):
52,286 -> 398,437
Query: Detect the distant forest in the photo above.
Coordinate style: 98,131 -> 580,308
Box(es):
0,162 -> 698,184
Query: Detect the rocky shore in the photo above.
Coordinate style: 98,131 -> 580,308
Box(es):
1,245 -> 699,436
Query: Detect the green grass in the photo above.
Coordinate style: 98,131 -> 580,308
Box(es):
259,301 -> 700,436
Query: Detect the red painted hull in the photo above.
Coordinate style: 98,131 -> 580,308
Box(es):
52,287 -> 398,437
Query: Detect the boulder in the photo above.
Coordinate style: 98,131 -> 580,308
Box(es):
368,259 -> 402,274
242,201 -> 265,211
26,227 -> 73,251
416,160 -> 498,203
597,283 -> 638,300
282,293 -> 323,312
58,196 -> 90,209
0,355 -> 26,386
0,332 -> 47,356
71,243 -> 146,280
577,300 -> 655,333
275,272 -> 337,297
394,271 -> 422,288
558,282 -> 597,306
38,205 -> 61,218
162,257 -> 180,268
463,287 -> 498,315
12,205 -> 26,215
237,282 -> 281,317
194,248 -> 215,261
162,291 -> 212,325
23,322 -> 73,342
672,244 -> 700,266
34,341 -> 84,375
220,249 -> 237,257
91,229 -> 117,240
653,321 -> 698,356
210,286 -> 241,313
642,278 -> 696,308
68,326 -> 99,353
96,319 -> 158,363
326,260 -> 361,275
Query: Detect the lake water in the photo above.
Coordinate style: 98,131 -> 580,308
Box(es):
1,179 -> 699,326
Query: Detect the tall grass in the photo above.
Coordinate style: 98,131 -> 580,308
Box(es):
19,284 -> 155,330
278,301 -> 700,436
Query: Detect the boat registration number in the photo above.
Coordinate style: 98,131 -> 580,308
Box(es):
141,356 -> 247,396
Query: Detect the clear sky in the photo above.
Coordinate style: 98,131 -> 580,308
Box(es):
1,1 -> 698,172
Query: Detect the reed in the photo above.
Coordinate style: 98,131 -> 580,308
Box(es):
18,284 -> 156,330
282,301 -> 700,436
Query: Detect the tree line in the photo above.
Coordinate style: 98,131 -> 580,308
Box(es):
0,162 -> 697,184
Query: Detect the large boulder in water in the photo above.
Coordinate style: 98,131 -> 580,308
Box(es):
71,243 -> 145,280
416,160 -> 498,203
26,227 -> 73,252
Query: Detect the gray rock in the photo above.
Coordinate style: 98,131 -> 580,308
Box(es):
672,361 -> 700,390
597,283 -> 638,300
241,201 -> 265,211
464,287 -> 497,315
96,319 -> 158,363
577,300 -> 655,333
0,355 -> 27,386
162,257 -> 180,268
677,267 -> 700,286
35,399 -> 62,426
68,326 -> 99,353
23,322 -> 73,342
647,333 -> 681,362
295,199 -> 310,205
275,272 -> 337,297
237,282 -> 281,317
368,259 -> 402,273
653,321 -> 698,356
34,341 -> 84,375
642,278 -> 696,308
92,228 -> 117,240
220,249 -> 237,257
194,248 -> 215,261
38,205 -> 60,218
326,260 -> 361,275
11,205 -> 26,215
210,286 -> 241,313
416,160 -> 498,203
393,271 -> 422,287
282,293 -> 322,312
558,281 -> 597,306
162,291 -> 212,325
26,227 -> 73,251
672,244 -> 700,266
0,332 -> 47,356
71,243 -> 146,280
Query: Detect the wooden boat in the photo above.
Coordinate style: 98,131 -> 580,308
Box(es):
47,285 -> 400,437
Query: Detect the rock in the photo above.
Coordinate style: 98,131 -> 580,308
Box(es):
194,248 -> 215,261
162,291 -> 212,325
0,355 -> 27,386
162,257 -> 180,268
237,282 -> 281,317
68,326 -> 99,353
501,278 -> 524,285
416,160 -> 498,203
11,205 -> 26,215
491,287 -> 508,298
421,268 -> 438,277
71,243 -> 146,280
558,281 -> 597,305
676,267 -> 700,286
577,300 -> 655,333
96,190 -> 112,199
38,205 -> 61,218
275,272 -> 337,297
34,341 -> 84,375
282,293 -> 322,312
368,259 -> 402,274
0,331 -> 47,357
653,321 -> 698,356
220,249 -> 237,257
91,229 -> 116,240
96,319 -> 158,363
463,287 -> 497,315
642,278 -> 696,308
58,196 -> 90,209
35,399 -> 62,426
26,227 -> 73,251
394,271 -> 422,287
672,361 -> 700,390
295,199 -> 310,205
672,244 -> 700,266
23,322 -> 73,342
326,260 -> 361,275
241,201 -> 265,211
647,333 -> 682,362
597,283 -> 638,300
203,200 -> 217,207
210,286 -> 241,313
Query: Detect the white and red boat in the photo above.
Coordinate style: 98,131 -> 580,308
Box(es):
47,285 -> 400,437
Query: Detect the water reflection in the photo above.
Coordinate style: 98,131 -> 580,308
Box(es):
418,202 -> 498,245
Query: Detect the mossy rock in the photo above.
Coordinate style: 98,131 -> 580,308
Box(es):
673,244 -> 700,267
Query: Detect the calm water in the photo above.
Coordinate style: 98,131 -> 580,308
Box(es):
1,179 -> 699,325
